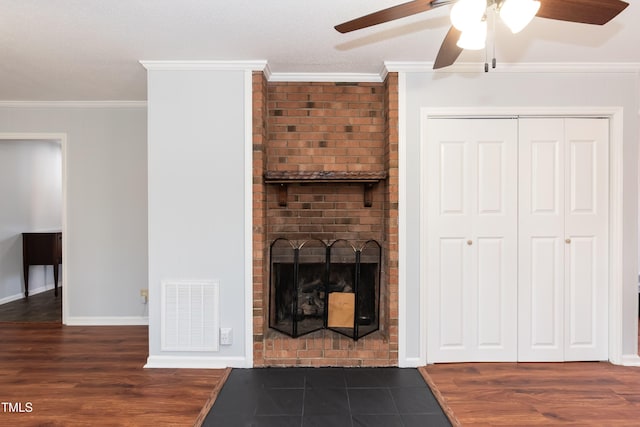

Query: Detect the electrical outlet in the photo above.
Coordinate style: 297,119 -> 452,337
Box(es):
220,328 -> 232,345
140,289 -> 149,304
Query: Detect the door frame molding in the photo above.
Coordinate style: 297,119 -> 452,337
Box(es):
0,132 -> 68,325
417,107 -> 626,365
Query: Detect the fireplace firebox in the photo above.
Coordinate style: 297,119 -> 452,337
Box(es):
269,238 -> 381,340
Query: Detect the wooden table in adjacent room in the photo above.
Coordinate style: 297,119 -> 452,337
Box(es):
22,232 -> 62,298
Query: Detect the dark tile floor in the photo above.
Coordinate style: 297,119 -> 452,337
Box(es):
203,367 -> 451,427
0,288 -> 61,322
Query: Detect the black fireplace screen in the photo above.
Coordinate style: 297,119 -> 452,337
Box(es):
269,238 -> 381,340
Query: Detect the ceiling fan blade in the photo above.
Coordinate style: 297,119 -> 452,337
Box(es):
433,26 -> 463,69
335,0 -> 438,33
537,0 -> 629,25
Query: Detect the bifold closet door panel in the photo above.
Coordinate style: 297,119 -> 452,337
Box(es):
563,118 -> 608,361
518,118 -> 566,362
426,118 -> 518,362
518,118 -> 609,362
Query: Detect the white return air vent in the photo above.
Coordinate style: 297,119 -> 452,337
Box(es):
161,280 -> 220,352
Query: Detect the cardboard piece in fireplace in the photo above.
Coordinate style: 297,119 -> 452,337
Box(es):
327,292 -> 355,328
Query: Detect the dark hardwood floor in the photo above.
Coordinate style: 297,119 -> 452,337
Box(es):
0,288 -> 61,322
1,303 -> 638,425
423,362 -> 640,426
423,318 -> 640,426
0,323 -> 226,426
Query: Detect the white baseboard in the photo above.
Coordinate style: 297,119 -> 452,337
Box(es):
0,284 -> 57,305
144,355 -> 250,369
398,357 -> 422,368
620,353 -> 640,367
64,316 -> 149,326
0,292 -> 26,305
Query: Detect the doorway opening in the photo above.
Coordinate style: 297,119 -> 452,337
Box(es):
0,133 -> 67,323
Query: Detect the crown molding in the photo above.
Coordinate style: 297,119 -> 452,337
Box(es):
385,61 -> 640,74
0,101 -> 147,108
378,63 -> 390,81
265,70 -> 385,83
262,63 -> 273,81
140,60 -> 267,71
265,61 -> 640,83
249,62 -> 389,82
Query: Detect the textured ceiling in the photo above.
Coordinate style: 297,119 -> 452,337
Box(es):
0,0 -> 638,101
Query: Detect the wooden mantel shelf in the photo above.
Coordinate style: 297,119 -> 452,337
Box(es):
264,170 -> 388,183
264,170 -> 388,207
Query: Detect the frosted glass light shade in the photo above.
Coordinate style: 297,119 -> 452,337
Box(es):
456,20 -> 487,50
451,0 -> 486,31
500,0 -> 540,33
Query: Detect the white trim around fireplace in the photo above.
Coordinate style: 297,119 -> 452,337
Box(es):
244,69 -> 254,368
397,74 -> 421,367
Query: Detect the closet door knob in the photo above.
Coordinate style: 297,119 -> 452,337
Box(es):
565,238 -> 571,244
467,240 -> 473,246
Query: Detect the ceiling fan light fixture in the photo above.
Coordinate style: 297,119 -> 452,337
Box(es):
456,20 -> 487,50
334,0 -> 630,71
500,0 -> 540,33
450,0 -> 486,31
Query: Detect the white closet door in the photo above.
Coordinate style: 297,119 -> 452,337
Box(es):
518,119 -> 566,361
518,118 -> 608,362
563,118 -> 608,361
426,118 -> 518,362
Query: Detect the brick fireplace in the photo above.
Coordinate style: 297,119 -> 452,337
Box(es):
252,74 -> 399,366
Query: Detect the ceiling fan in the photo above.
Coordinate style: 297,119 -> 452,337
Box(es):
335,0 -> 629,69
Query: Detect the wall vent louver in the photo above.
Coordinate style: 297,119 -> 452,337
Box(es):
161,280 -> 220,352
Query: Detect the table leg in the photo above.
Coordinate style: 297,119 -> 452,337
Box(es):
23,263 -> 29,298
53,264 -> 59,297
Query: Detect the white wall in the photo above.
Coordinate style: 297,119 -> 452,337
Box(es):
145,65 -> 256,368
0,139 -> 62,302
400,70 -> 640,362
0,105 -> 148,323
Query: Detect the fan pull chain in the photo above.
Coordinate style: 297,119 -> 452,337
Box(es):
484,8 -> 497,72
485,43 -> 489,72
492,8 -> 497,69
